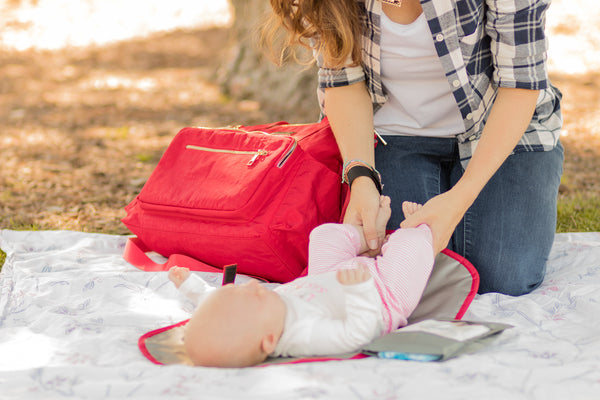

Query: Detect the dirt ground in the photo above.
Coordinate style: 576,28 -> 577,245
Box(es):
0,1 -> 599,234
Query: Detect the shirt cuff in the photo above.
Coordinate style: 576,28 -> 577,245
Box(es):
318,65 -> 366,89
178,274 -> 215,305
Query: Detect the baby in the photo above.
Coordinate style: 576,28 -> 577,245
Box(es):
169,197 -> 434,367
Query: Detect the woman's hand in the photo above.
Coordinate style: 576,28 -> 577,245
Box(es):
400,189 -> 470,254
343,177 -> 385,256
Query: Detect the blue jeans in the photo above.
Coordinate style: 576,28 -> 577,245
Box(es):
375,136 -> 564,295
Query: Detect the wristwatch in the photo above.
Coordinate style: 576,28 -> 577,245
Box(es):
346,165 -> 383,194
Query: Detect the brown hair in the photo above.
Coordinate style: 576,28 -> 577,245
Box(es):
262,0 -> 363,68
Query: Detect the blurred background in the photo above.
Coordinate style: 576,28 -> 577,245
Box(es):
0,0 -> 598,237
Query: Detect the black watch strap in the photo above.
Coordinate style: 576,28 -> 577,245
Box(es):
346,165 -> 383,194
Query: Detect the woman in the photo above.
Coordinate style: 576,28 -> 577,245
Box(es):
265,0 -> 563,295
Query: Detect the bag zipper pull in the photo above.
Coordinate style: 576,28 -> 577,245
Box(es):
247,150 -> 268,166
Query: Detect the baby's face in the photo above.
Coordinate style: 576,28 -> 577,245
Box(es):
184,279 -> 285,367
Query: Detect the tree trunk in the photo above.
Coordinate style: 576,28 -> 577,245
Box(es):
219,0 -> 320,122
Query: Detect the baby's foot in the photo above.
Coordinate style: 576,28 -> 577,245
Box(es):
168,266 -> 190,288
402,201 -> 423,217
376,195 -> 392,233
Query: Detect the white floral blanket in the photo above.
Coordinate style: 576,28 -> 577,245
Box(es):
1,230 -> 599,399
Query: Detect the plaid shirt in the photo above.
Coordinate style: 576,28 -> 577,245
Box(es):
317,0 -> 562,166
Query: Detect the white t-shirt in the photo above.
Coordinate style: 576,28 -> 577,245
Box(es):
272,271 -> 384,357
373,12 -> 465,137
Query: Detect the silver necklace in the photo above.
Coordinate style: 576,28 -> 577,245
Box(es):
380,0 -> 403,7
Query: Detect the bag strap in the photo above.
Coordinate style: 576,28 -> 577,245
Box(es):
124,237 -> 268,283
123,237 -> 224,273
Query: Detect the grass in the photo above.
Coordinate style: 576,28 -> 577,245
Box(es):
557,194 -> 600,232
0,222 -> 41,272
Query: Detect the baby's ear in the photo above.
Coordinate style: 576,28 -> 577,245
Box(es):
260,333 -> 278,355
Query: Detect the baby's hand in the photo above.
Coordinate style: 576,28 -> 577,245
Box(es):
168,266 -> 190,288
336,264 -> 371,286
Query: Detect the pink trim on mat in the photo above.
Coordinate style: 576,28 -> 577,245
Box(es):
441,248 -> 479,319
260,353 -> 368,367
383,229 -> 480,320
139,319 -> 366,366
138,319 -> 190,365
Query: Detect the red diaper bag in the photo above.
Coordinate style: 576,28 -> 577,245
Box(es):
122,118 -> 345,283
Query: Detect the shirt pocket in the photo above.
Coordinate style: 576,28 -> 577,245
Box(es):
455,0 -> 483,38
455,0 -> 488,73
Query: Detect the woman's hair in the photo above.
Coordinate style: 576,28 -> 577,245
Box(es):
262,0 -> 363,69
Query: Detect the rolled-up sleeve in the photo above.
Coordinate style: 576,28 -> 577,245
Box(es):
318,64 -> 366,89
313,45 -> 366,89
485,0 -> 550,90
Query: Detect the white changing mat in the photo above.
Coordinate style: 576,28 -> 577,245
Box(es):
1,230 -> 599,399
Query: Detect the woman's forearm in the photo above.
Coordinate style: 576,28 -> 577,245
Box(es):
451,87 -> 540,210
400,87 -> 540,253
324,81 -> 375,166
324,81 -> 384,250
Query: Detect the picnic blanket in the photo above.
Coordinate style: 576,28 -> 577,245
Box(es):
1,229 -> 599,399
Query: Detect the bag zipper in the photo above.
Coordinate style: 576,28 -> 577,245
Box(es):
186,145 -> 269,166
189,126 -> 299,167
277,140 -> 297,168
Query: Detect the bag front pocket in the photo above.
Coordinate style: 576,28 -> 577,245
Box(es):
137,127 -> 300,217
185,145 -> 270,167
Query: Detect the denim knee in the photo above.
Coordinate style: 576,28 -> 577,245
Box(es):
459,144 -> 563,296
474,253 -> 547,296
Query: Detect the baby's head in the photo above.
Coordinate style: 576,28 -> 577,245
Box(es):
183,279 -> 286,368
